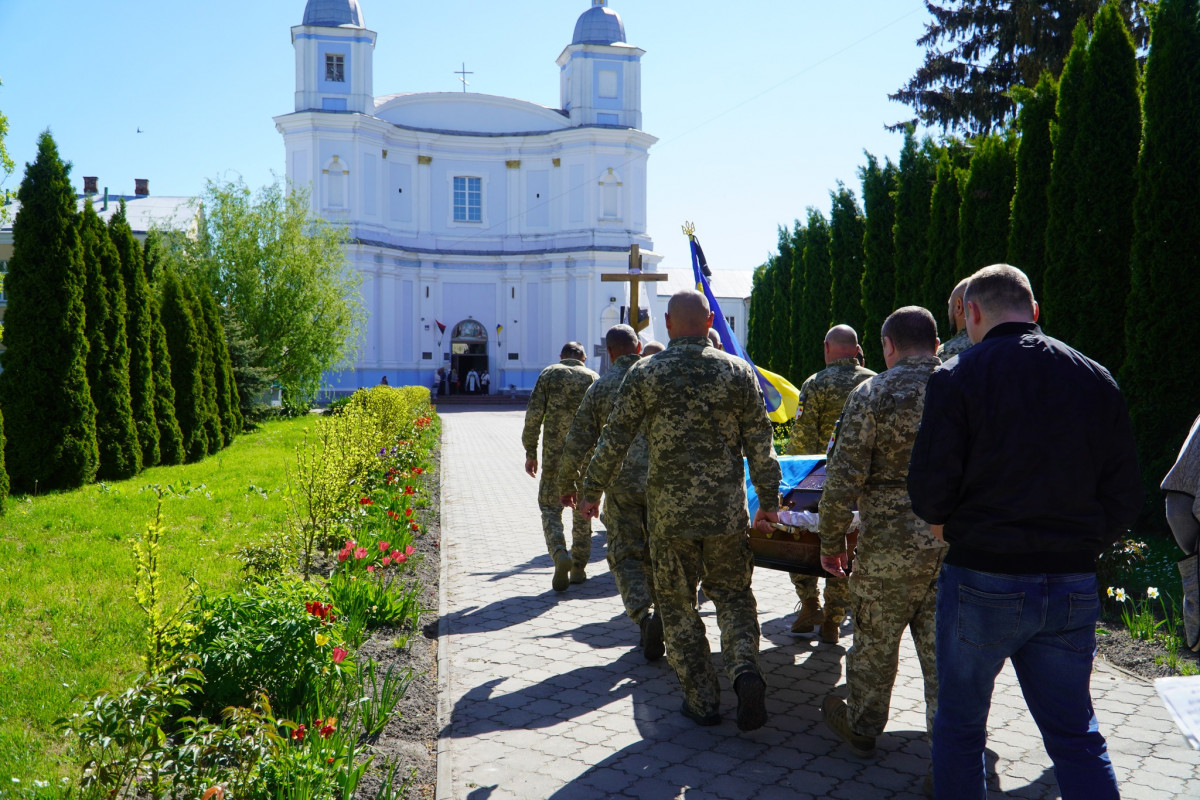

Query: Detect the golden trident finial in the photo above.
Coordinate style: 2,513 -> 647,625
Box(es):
681,220 -> 696,239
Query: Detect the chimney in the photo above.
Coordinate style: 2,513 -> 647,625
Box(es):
83,176 -> 98,195
134,178 -> 149,197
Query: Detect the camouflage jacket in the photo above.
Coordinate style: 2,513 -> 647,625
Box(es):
785,358 -> 876,455
558,353 -> 648,498
818,354 -> 948,572
522,359 -> 599,469
937,329 -> 972,361
582,335 -> 782,540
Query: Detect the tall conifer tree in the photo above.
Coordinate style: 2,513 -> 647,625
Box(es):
787,222 -> 809,382
923,150 -> 965,337
746,265 -> 767,364
161,270 -> 209,462
0,131 -> 98,492
892,128 -> 937,308
109,200 -> 159,466
1123,0 -> 1200,522
859,154 -> 898,369
799,210 -> 832,381
200,291 -> 241,443
828,184 -> 866,333
1007,73 -> 1058,301
80,203 -> 140,479
768,252 -> 792,377
1073,3 -> 1140,366
957,134 -> 1017,279
186,280 -> 223,454
142,234 -> 185,464
1042,20 -> 1092,343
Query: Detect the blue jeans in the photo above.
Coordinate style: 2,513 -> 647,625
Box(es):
932,564 -> 1118,800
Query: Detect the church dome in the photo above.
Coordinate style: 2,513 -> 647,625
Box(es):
303,0 -> 365,28
572,1 -> 626,45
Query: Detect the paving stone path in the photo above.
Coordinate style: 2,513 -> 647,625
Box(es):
435,406 -> 1200,799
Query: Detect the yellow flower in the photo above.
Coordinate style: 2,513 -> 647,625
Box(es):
1114,588 -> 1127,603
1147,587 -> 1159,600
315,633 -> 330,647
1106,586 -> 1114,597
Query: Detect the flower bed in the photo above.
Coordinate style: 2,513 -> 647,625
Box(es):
51,386 -> 440,799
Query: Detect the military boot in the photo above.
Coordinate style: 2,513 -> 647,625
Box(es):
570,566 -> 587,584
820,612 -> 842,644
822,695 -> 875,758
640,611 -> 665,662
734,672 -> 768,731
552,550 -> 572,592
790,597 -> 825,633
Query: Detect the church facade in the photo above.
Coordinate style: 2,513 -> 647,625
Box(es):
276,0 -> 661,395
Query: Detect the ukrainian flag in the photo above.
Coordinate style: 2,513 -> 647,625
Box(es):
688,231 -> 800,423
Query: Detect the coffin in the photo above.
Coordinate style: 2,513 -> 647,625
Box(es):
746,457 -> 859,576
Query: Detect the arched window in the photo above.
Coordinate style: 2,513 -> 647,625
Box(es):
598,167 -> 622,220
322,155 -> 349,210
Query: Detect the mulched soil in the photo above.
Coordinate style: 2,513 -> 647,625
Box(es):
1095,620 -> 1200,681
347,447 -> 442,800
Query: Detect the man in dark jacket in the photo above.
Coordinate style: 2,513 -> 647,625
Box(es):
908,264 -> 1140,800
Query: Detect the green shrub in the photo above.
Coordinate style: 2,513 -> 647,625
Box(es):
179,579 -> 350,721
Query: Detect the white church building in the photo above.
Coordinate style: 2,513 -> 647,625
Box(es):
276,0 -> 662,395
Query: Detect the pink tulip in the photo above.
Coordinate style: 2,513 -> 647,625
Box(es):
354,547 -> 367,559
378,541 -> 390,552
405,545 -> 415,556
332,647 -> 348,664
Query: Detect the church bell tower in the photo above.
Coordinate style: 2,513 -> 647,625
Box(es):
558,1 -> 644,129
293,0 -> 377,114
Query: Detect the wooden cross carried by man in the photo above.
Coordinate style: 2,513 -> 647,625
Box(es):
601,244 -> 666,333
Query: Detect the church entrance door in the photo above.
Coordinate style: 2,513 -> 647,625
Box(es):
450,319 -> 489,395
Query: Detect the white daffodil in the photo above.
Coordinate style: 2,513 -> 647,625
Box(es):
1115,588 -> 1127,603
1107,586 -> 1115,597
1147,587 -> 1160,600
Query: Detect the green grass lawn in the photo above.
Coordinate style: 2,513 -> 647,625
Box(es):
0,416 -> 313,787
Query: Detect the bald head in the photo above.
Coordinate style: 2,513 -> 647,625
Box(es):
949,277 -> 970,332
823,325 -> 860,364
605,324 -> 640,357
707,328 -> 724,350
641,340 -> 666,356
560,341 -> 586,361
665,289 -> 713,339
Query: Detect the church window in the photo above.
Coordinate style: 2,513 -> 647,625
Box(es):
453,176 -> 482,222
598,168 -> 622,220
325,53 -> 345,82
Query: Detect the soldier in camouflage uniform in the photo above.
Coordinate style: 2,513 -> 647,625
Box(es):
784,325 -> 876,641
580,290 -> 782,731
558,325 -> 664,661
817,307 -> 948,759
937,278 -> 972,361
522,342 -> 599,592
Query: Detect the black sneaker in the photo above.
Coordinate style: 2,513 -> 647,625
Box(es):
734,672 -> 767,731
640,612 -> 665,662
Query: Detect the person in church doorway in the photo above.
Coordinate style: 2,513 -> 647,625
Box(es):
379,375 -> 389,386
449,368 -> 459,395
522,342 -> 599,591
480,370 -> 490,395
466,368 -> 480,394
559,325 -> 664,662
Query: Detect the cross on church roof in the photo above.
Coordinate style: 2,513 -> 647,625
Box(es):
454,62 -> 473,92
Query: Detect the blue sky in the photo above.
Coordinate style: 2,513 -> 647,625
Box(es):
0,0 -> 932,277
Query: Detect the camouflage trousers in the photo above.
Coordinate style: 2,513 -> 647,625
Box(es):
790,572 -> 851,616
846,548 -> 944,738
651,531 -> 761,718
539,503 -> 592,570
601,489 -> 655,624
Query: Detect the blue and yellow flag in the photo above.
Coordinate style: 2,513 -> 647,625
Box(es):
687,231 -> 799,423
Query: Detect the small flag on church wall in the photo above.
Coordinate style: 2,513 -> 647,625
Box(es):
496,324 -> 503,335
435,320 -> 446,334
